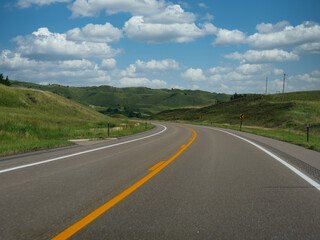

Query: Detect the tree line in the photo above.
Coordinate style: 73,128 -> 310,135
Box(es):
0,73 -> 11,86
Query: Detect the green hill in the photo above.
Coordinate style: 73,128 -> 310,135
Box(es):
0,84 -> 152,156
10,80 -> 230,117
150,91 -> 320,151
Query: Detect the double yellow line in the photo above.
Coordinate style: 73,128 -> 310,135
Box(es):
52,125 -> 196,240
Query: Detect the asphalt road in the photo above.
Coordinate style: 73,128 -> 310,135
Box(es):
1,123 -> 320,240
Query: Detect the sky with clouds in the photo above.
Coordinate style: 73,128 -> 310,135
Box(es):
0,0 -> 319,93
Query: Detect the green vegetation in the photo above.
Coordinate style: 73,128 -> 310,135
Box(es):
0,85 -> 153,156
10,80 -> 230,117
150,91 -> 320,151
0,73 -> 11,86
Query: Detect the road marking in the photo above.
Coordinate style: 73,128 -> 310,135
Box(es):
180,145 -> 185,148
149,161 -> 165,171
0,124 -> 167,174
51,126 -> 196,240
196,125 -> 320,191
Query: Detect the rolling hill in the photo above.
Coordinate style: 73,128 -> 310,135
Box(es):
10,80 -> 230,117
149,91 -> 320,151
0,84 -> 151,156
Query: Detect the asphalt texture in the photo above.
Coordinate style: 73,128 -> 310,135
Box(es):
1,123 -> 320,240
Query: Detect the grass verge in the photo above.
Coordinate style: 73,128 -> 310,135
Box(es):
170,120 -> 320,152
0,85 -> 154,156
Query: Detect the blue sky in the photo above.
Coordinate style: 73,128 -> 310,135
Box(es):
0,0 -> 320,93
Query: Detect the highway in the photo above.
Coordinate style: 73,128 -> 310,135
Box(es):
1,123 -> 320,239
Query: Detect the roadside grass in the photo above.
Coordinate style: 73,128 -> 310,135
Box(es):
168,120 -> 320,152
0,85 -> 154,156
150,91 -> 320,152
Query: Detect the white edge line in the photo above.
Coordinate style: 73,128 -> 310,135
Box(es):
0,124 -> 167,174
197,125 -> 320,191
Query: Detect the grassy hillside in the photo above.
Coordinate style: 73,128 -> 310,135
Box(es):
0,84 -> 153,156
150,91 -> 320,151
10,80 -> 230,117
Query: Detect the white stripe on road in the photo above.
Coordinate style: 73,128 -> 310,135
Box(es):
196,125 -> 320,191
0,124 -> 167,174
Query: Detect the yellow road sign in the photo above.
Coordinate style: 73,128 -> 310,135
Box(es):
240,114 -> 244,119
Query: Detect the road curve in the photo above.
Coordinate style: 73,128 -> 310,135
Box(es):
1,123 -> 320,239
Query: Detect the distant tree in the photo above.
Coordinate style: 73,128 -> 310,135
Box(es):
4,76 -> 11,86
0,73 -> 11,86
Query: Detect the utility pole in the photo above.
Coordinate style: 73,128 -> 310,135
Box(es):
265,76 -> 268,95
282,73 -> 286,101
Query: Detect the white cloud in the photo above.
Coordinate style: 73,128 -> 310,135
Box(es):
201,13 -> 214,21
69,0 -> 195,24
14,27 -> 120,60
224,49 -> 299,63
255,21 -> 290,34
293,42 -> 320,55
145,4 -> 195,24
66,22 -> 123,43
208,66 -> 232,74
135,59 -> 179,71
119,77 -> 167,88
236,64 -> 283,75
0,50 -> 112,86
16,0 -> 70,8
212,29 -> 246,46
124,16 -> 217,43
198,3 -> 208,8
100,58 -> 117,69
206,63 -> 287,93
120,59 -> 179,77
181,68 -> 207,81
247,21 -> 320,50
290,70 -> 320,83
69,0 -> 165,18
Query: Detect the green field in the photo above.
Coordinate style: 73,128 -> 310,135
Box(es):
150,91 -> 320,151
0,84 -> 153,156
10,80 -> 230,117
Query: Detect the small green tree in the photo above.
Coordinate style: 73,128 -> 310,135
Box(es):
0,74 -> 11,86
4,76 -> 11,86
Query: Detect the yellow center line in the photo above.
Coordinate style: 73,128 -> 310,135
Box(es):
149,161 -> 165,171
51,125 -> 197,240
180,145 -> 186,148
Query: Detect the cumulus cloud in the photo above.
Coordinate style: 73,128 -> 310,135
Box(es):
207,63 -> 286,93
16,0 -> 70,8
69,0 -> 195,24
181,68 -> 207,81
100,58 -> 117,69
198,3 -> 208,8
201,13 -> 214,21
135,59 -> 179,71
224,49 -> 299,63
0,50 -> 112,86
208,66 -> 232,74
119,77 -> 167,88
255,21 -> 290,34
293,42 -> 320,55
290,70 -> 320,83
212,29 -> 246,46
66,22 -> 123,43
247,21 -> 320,50
120,59 -> 179,77
145,4 -> 195,24
124,16 -> 217,43
14,27 -> 120,61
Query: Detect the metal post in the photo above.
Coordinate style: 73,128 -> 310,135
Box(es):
282,73 -> 286,101
108,120 -> 110,137
265,76 -> 268,95
307,123 -> 309,142
240,119 -> 242,131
